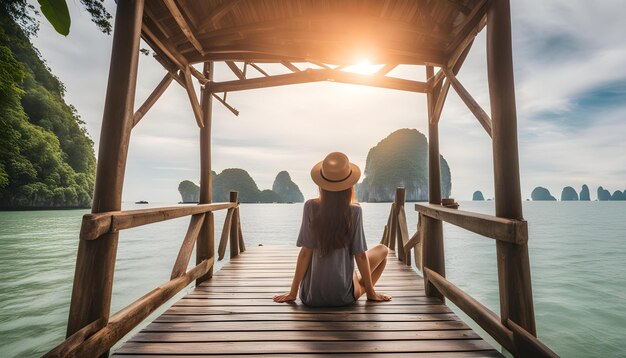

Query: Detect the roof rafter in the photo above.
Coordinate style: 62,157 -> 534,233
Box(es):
206,68 -> 429,93
162,0 -> 204,54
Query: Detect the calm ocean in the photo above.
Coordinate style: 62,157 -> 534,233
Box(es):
0,201 -> 624,357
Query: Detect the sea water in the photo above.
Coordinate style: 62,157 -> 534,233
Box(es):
0,201 -> 625,357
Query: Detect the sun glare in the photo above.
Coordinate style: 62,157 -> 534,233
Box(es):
343,59 -> 383,75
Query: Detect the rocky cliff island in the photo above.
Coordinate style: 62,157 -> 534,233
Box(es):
531,187 -> 556,201
179,169 -> 304,203
357,129 -> 452,202
472,191 -> 485,201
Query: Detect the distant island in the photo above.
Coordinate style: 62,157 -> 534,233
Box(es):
530,185 -> 626,201
0,12 -> 95,209
531,187 -> 557,201
472,191 -> 485,201
357,128 -> 452,202
178,170 -> 304,203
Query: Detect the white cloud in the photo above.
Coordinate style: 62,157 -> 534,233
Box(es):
28,1 -> 626,203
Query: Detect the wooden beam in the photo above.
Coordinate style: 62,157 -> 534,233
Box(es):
237,209 -> 245,253
197,61 -> 215,283
217,208 -> 235,260
141,22 -> 187,69
198,0 -> 244,32
487,0 -> 536,335
183,65 -> 205,128
207,69 -> 429,93
132,73 -> 173,127
394,188 -> 408,265
375,64 -> 397,76
79,203 -> 236,241
171,214 -> 205,279
212,93 -> 239,116
447,0 -> 487,68
225,61 -> 245,80
249,62 -> 269,77
443,67 -> 492,136
66,0 -> 145,346
415,203 -> 528,244
280,61 -> 300,72
431,40 -> 475,124
229,192 -> 240,258
162,0 -> 204,54
424,268 -> 515,353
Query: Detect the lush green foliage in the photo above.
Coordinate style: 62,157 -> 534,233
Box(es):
1,0 -> 111,37
0,11 -> 95,208
357,128 -> 452,202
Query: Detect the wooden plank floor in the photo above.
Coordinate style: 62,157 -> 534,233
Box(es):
114,245 -> 503,357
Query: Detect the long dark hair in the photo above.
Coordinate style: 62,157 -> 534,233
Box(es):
311,187 -> 355,256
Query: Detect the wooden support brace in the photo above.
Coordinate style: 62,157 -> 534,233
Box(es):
212,93 -> 239,116
170,213 -> 205,279
183,65 -> 205,128
132,73 -> 173,127
217,208 -> 235,260
281,61 -> 300,72
226,61 -> 245,80
249,63 -> 270,77
237,210 -> 245,253
443,67 -> 492,136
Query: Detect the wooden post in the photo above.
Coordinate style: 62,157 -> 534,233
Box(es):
394,187 -> 407,262
487,0 -> 536,335
197,62 -> 214,284
422,66 -> 445,300
229,191 -> 240,258
65,0 -> 145,350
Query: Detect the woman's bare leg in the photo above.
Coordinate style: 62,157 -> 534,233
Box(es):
353,244 -> 389,299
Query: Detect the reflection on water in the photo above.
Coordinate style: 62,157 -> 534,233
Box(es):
0,201 -> 625,357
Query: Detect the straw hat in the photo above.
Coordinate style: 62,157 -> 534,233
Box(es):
311,152 -> 361,192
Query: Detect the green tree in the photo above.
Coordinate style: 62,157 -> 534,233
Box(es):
0,10 -> 96,208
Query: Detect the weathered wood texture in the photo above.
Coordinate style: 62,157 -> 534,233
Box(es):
415,203 -> 528,244
487,0 -> 536,335
197,61 -> 214,284
80,202 -> 236,241
66,0 -> 145,348
112,245 -> 502,357
424,65 -> 445,301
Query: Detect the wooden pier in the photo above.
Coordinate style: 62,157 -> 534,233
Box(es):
113,245 -> 502,357
43,1 -> 561,356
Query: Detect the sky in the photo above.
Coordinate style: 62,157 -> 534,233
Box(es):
29,0 -> 626,203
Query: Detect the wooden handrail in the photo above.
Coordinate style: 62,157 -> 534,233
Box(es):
80,202 -> 236,240
508,319 -> 560,358
423,267 -> 558,357
415,203 -> 527,244
46,257 -> 214,358
424,267 -> 515,352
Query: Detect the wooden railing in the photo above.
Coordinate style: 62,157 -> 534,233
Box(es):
382,187 -> 558,358
44,191 -> 245,358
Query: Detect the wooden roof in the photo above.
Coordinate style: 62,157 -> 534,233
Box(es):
142,0 -> 488,69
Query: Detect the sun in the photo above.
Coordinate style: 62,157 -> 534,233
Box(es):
342,59 -> 383,75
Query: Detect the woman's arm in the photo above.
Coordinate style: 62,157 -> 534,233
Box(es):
273,247 -> 313,302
